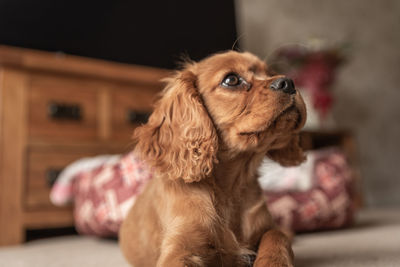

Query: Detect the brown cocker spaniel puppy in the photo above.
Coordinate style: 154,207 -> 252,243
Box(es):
119,51 -> 306,267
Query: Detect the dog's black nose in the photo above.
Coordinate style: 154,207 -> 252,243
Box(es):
269,78 -> 296,95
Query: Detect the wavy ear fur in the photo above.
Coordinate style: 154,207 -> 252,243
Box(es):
267,134 -> 305,167
133,69 -> 218,183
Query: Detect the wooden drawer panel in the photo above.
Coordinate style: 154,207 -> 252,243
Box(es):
28,74 -> 99,140
25,149 -> 97,209
111,85 -> 159,140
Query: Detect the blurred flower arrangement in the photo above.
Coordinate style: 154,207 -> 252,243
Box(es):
270,40 -> 348,128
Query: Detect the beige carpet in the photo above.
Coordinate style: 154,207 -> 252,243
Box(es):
294,209 -> 400,266
0,209 -> 399,267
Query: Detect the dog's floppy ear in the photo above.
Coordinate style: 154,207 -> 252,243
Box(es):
266,134 -> 305,167
133,69 -> 218,183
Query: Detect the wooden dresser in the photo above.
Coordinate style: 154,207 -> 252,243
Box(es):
0,46 -> 168,246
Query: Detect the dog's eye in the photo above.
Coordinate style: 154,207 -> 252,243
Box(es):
221,73 -> 242,87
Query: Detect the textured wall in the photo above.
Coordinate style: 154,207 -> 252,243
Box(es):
235,0 -> 400,206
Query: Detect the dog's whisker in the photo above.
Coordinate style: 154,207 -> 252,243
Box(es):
231,33 -> 246,51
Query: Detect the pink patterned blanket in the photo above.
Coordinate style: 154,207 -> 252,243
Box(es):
50,148 -> 355,236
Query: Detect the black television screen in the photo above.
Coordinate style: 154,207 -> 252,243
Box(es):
0,0 -> 238,69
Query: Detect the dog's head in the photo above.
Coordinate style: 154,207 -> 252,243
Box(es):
134,51 -> 307,182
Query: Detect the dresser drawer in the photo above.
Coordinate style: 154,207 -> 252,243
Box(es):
28,74 -> 99,140
25,149 -> 97,209
110,85 -> 159,140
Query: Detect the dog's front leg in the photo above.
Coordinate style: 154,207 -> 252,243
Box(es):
241,195 -> 293,266
253,229 -> 294,267
157,246 -> 204,267
241,196 -> 273,248
157,226 -> 256,267
156,228 -> 208,267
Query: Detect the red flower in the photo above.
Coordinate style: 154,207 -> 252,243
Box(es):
272,45 -> 346,118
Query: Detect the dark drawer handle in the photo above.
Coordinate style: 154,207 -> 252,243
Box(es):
46,168 -> 63,187
127,110 -> 150,124
48,102 -> 82,121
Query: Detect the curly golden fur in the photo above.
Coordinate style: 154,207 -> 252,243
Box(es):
120,51 -> 306,267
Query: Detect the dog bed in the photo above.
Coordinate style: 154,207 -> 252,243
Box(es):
50,148 -> 355,236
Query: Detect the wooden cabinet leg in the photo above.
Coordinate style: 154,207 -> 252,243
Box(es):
0,219 -> 24,246
0,68 -> 28,246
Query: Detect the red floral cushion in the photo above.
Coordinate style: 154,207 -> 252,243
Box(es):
51,148 -> 356,236
267,149 -> 355,232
